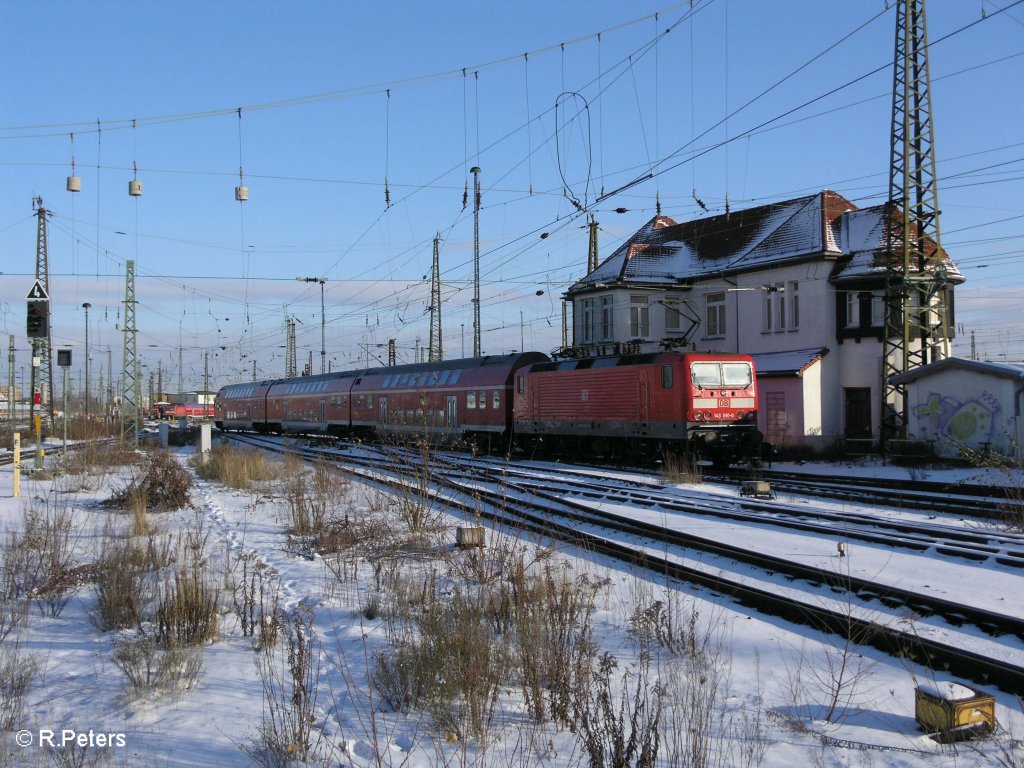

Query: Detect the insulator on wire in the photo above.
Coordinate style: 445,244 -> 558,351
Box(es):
462,180 -> 469,211
385,177 -> 391,208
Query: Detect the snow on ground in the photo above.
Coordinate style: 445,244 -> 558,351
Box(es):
0,439 -> 1022,767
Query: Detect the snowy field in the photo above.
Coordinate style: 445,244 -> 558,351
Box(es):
1,440 -> 1022,768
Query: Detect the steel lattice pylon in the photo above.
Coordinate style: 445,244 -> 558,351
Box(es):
121,259 -> 141,448
428,234 -> 443,362
285,317 -> 297,378
881,0 -> 952,445
32,200 -> 55,429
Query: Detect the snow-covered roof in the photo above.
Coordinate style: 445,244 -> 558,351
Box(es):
750,347 -> 828,377
889,357 -> 1024,385
831,204 -> 963,284
569,190 -> 962,293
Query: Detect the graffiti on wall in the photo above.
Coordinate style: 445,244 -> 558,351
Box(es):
913,389 -> 1002,446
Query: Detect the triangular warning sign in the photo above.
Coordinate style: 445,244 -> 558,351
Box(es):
26,280 -> 49,300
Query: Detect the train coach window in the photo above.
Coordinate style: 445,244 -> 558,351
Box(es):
493,391 -> 501,409
517,376 -> 525,394
478,391 -> 487,408
449,369 -> 462,385
662,365 -> 674,389
467,392 -> 477,409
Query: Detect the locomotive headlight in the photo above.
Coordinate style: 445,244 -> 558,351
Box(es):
704,410 -> 713,420
693,411 -> 703,421
736,410 -> 746,419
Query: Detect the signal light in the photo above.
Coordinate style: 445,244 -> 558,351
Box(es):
26,301 -> 48,338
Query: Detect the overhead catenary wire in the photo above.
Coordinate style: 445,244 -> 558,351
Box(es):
9,0 -> 1024,376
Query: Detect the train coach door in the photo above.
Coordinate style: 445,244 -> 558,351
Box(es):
320,399 -> 326,424
379,397 -> 388,425
446,396 -> 458,429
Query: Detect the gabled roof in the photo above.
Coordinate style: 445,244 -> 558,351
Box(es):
569,190 -> 962,293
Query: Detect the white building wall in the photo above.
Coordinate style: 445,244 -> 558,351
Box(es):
802,361 -> 824,443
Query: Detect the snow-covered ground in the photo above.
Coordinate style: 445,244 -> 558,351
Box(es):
1,441 -> 1022,767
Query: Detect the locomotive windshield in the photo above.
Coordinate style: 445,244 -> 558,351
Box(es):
691,361 -> 752,389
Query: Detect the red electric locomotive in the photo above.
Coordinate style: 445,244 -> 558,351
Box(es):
513,351 -> 761,466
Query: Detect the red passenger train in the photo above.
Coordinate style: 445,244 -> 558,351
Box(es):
215,350 -> 761,465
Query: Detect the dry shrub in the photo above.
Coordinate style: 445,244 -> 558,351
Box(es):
576,651 -> 662,768
660,452 -> 703,485
504,566 -> 602,727
1,505 -> 82,620
232,551 -> 282,651
251,605 -> 325,767
154,568 -> 219,647
374,590 -> 505,740
192,442 -> 280,489
64,440 -> 137,474
111,633 -> 203,696
92,539 -> 151,631
284,460 -> 354,557
0,641 -> 37,731
0,533 -> 32,641
106,449 -> 193,511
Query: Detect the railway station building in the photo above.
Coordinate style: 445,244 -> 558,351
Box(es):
564,190 -> 963,454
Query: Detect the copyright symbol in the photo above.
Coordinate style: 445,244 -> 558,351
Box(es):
15,730 -> 32,747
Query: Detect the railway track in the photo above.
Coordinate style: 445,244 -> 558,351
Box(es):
217,431 -> 1024,696
709,466 -> 1012,520
460,456 -> 1024,570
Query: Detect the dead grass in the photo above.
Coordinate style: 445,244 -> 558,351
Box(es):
192,442 -> 281,489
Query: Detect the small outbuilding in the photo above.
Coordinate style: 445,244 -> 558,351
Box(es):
890,358 -> 1024,462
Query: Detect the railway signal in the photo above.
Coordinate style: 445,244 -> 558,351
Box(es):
26,300 -> 48,338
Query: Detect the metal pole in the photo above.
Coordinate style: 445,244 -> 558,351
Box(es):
62,366 -> 68,456
82,302 -> 91,419
296,277 -> 326,374
471,166 -> 481,357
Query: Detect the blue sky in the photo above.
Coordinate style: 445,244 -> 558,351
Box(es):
2,0 -> 1023,392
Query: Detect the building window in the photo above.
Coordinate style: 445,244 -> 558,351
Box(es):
705,292 -> 726,338
845,292 -> 860,328
581,298 -> 595,343
600,296 -> 614,341
664,296 -> 682,331
871,292 -> 885,326
846,290 -> 885,328
629,295 -> 650,338
788,281 -> 800,329
763,284 -> 787,332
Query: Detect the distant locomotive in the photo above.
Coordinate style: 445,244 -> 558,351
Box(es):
215,350 -> 761,466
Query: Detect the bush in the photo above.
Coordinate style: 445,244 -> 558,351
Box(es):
92,540 -> 151,631
106,450 -> 194,511
154,569 -> 219,647
112,633 -> 203,696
